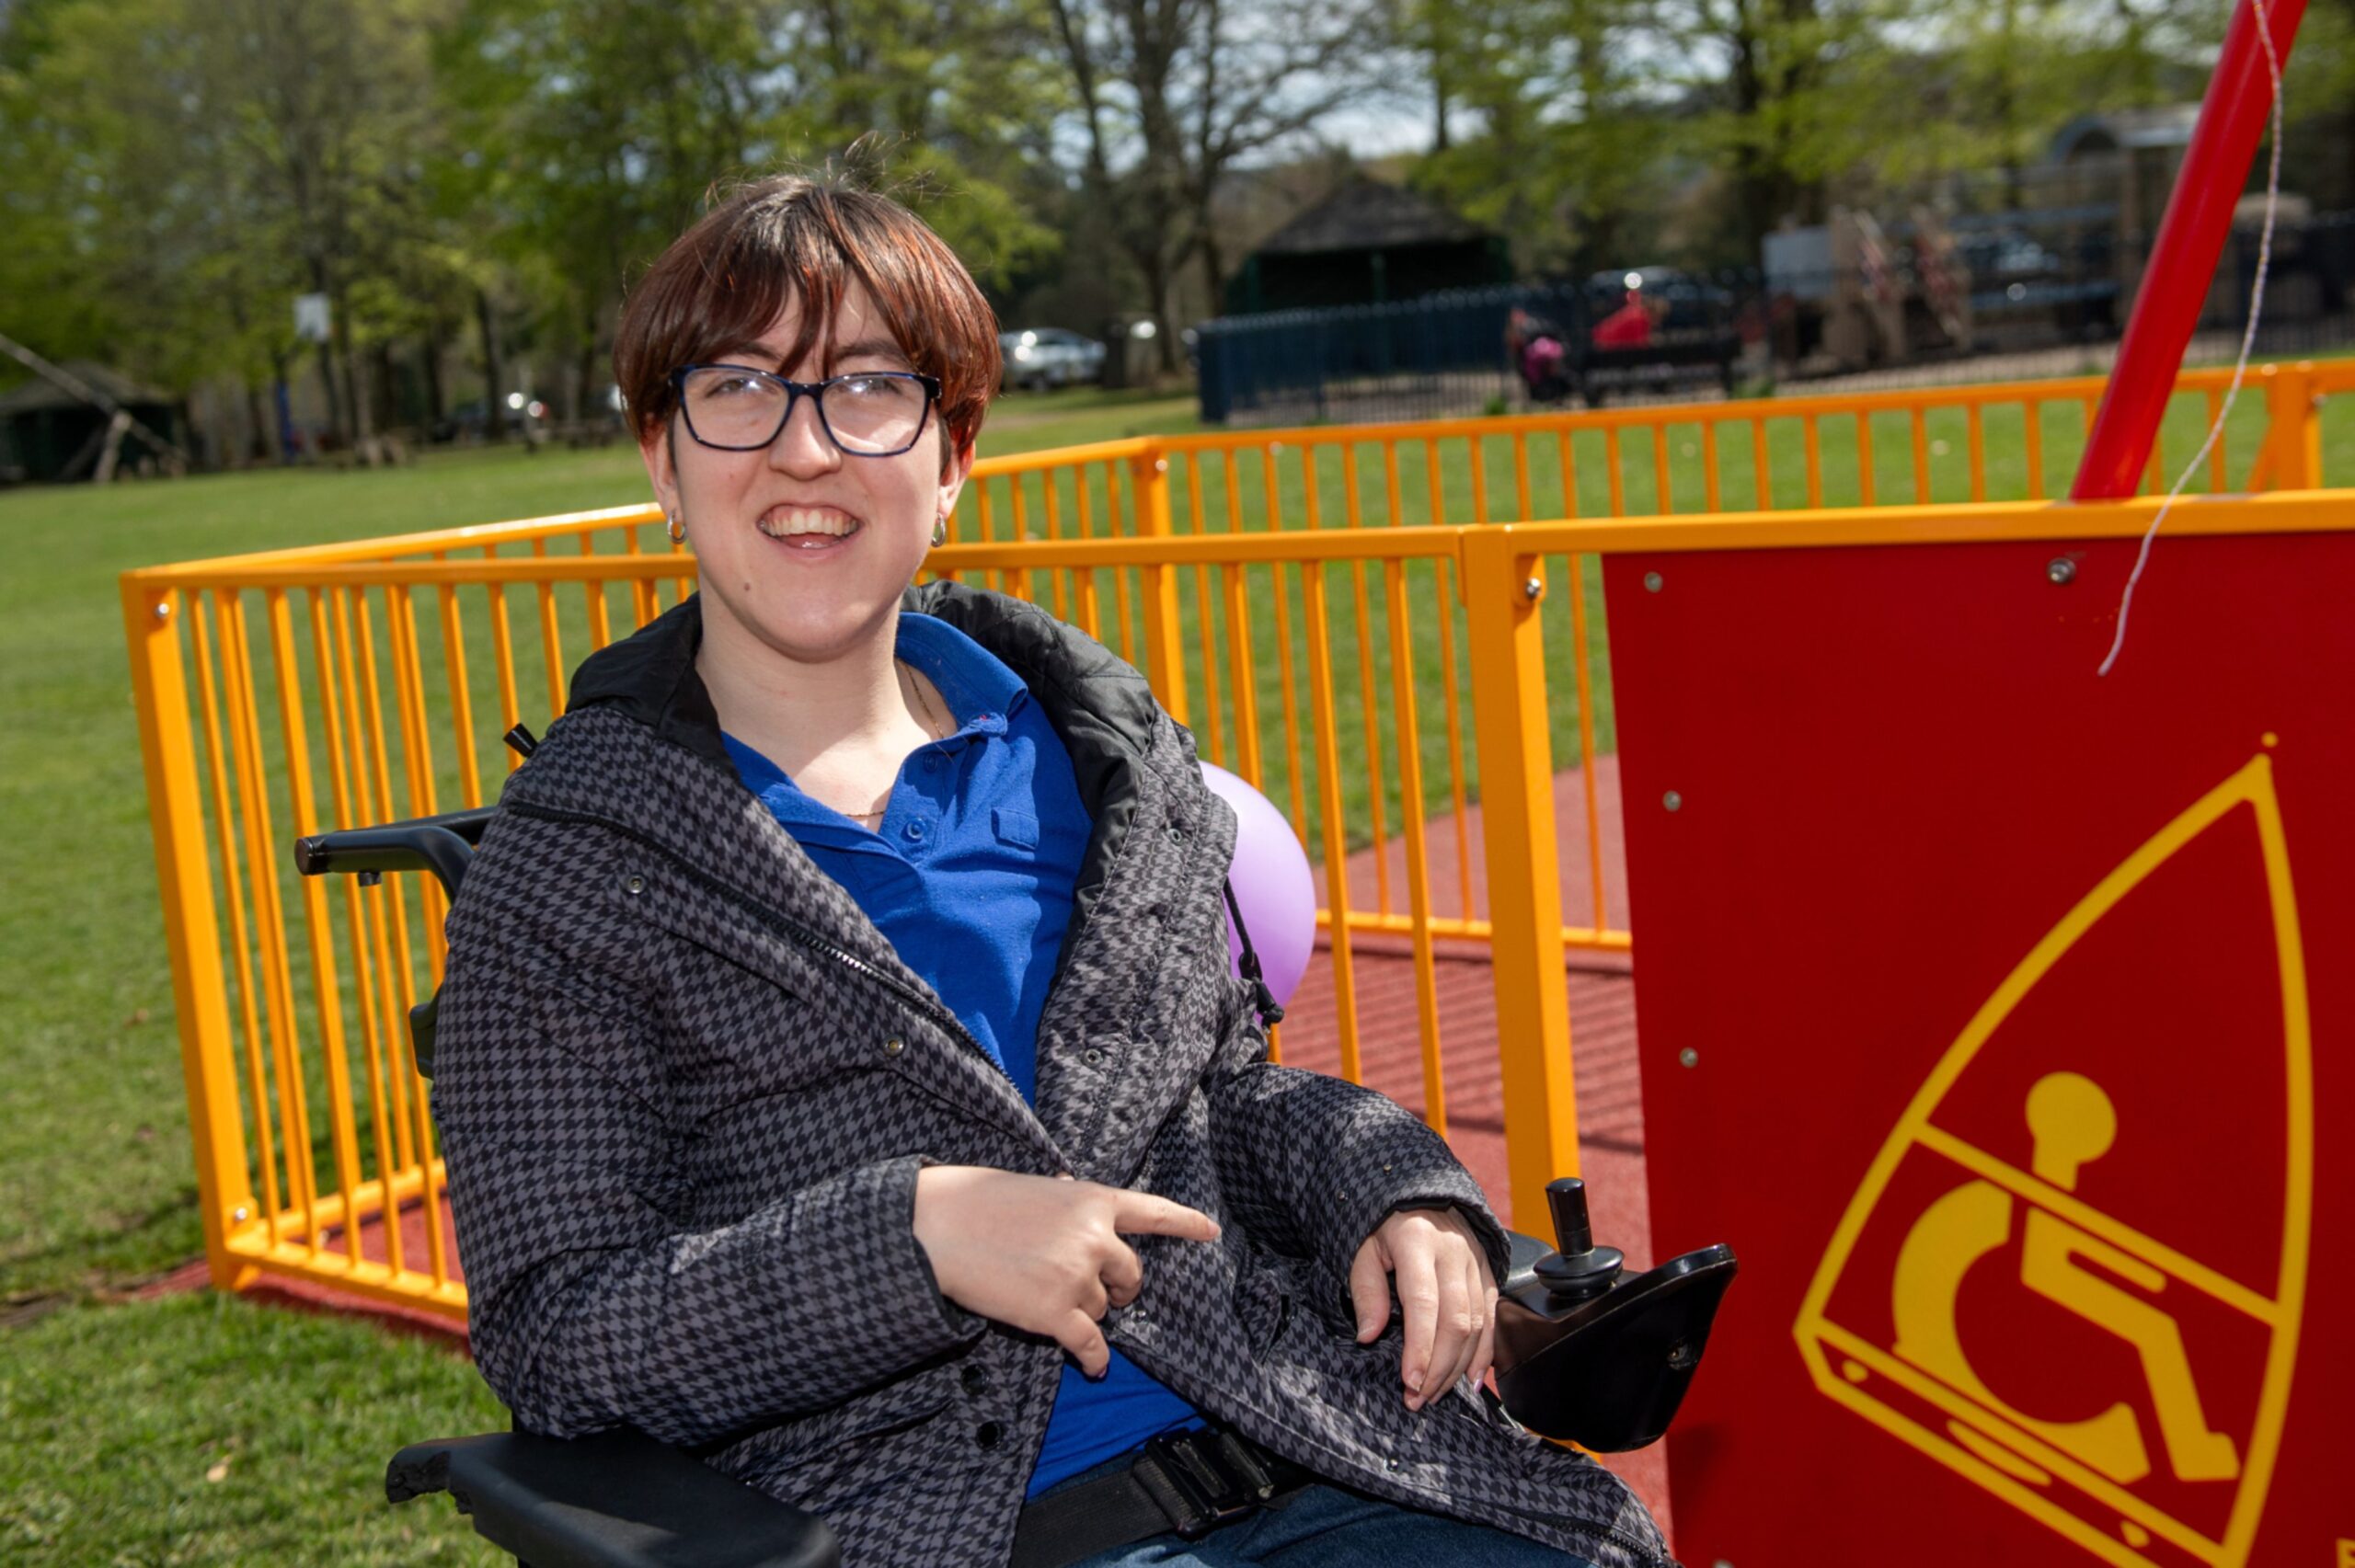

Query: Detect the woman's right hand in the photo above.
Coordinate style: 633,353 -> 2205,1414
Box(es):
912,1167 -> 1221,1376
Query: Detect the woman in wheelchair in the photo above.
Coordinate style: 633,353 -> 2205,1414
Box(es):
428,170 -> 1671,1568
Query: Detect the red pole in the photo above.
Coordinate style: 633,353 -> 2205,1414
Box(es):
2071,0 -> 2306,500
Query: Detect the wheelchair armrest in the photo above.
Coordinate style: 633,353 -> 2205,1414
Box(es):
387,1427 -> 838,1568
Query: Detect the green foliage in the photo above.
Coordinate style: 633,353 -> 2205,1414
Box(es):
0,0 -> 1067,428
0,0 -> 462,401
1410,0 -> 1663,274
1407,0 -> 2339,272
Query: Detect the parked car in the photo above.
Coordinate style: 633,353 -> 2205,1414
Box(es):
431,394 -> 550,443
999,327 -> 1107,391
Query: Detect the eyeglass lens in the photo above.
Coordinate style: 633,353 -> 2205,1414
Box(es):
680,368 -> 930,454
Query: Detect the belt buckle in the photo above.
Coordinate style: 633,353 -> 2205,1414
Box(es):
1136,1432 -> 1273,1541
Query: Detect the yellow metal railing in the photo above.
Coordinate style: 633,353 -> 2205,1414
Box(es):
124,366 -> 2354,1320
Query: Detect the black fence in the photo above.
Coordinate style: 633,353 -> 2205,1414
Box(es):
1193,212 -> 2355,426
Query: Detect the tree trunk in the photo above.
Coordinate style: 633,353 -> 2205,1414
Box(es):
305,255 -> 349,447
372,343 -> 398,438
1198,222 -> 1227,320
1141,248 -> 1180,375
477,287 -> 508,440
243,382 -> 270,464
422,322 -> 447,427
335,284 -> 372,444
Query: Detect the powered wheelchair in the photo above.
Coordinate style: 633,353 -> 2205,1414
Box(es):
298,775 -> 1736,1568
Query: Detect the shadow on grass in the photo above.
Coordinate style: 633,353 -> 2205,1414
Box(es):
1,1186 -> 203,1306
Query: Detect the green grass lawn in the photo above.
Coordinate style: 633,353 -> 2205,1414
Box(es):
3,372 -> 2350,1562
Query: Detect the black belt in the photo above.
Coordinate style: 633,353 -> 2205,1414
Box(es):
1007,1427 -> 1315,1568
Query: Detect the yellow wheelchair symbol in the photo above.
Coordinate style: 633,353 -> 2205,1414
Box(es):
1794,754 -> 2314,1568
1891,1071 -> 2239,1489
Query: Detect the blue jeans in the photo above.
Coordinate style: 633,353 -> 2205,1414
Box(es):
1057,1463 -> 1599,1567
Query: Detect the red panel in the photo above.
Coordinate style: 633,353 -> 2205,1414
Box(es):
1605,532 -> 2355,1568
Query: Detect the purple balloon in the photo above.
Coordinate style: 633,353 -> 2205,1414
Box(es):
1200,761 -> 1317,1008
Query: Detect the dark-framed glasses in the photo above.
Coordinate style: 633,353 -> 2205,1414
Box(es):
672,364 -> 942,456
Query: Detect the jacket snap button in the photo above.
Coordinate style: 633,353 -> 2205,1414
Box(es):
623,875 -> 645,895
1166,825 -> 1186,844
960,1365 -> 989,1396
1083,1048 -> 1103,1065
975,1421 -> 1005,1450
883,1037 -> 905,1057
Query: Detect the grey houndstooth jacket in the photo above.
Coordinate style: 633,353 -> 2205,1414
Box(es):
431,585 -> 1671,1568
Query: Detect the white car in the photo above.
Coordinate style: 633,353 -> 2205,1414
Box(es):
1000,327 -> 1107,391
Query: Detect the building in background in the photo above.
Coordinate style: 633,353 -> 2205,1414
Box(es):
1224,178 -> 1509,315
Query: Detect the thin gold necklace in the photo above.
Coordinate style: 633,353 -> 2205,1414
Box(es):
901,659 -> 948,741
843,663 -> 948,822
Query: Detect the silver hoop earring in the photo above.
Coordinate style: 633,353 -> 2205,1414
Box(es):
931,515 -> 949,548
666,511 -> 686,544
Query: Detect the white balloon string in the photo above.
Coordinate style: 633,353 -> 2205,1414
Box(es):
2097,0 -> 2284,678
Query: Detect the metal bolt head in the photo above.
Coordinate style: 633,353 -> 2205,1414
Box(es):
1643,571 -> 1664,593
153,601 -> 172,621
1155,457 -> 1169,474
231,1205 -> 251,1222
1662,790 -> 1683,812
1679,1047 -> 1700,1069
2046,556 -> 2077,586
1523,577 -> 1545,601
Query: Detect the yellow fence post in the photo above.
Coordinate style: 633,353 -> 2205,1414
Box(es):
121,578 -> 257,1292
2263,361 -> 2320,490
1129,444 -> 1190,725
1460,528 -> 1584,1229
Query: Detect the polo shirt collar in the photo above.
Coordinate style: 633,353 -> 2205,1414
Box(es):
895,612 -> 1028,733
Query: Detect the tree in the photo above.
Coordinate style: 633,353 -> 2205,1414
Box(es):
0,0 -> 465,449
439,0 -> 1060,416
1409,0 -> 1664,275
1048,0 -> 1389,362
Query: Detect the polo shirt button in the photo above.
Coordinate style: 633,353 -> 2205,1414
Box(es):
904,820 -> 926,841
975,1421 -> 1005,1450
922,754 -> 942,773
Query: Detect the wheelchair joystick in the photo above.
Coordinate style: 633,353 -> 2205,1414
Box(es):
1532,1177 -> 1624,1300
1490,1173 -> 1738,1452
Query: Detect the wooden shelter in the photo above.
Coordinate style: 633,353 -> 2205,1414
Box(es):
0,359 -> 188,484
1224,179 -> 1510,315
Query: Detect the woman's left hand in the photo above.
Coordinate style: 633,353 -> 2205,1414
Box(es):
1348,1207 -> 1498,1410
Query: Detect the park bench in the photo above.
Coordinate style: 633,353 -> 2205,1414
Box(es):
1569,326 -> 1742,408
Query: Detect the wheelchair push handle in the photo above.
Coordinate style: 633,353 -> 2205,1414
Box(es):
293,807 -> 498,902
293,724 -> 531,900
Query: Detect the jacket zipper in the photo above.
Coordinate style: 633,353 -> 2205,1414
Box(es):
505,799 -> 1025,1100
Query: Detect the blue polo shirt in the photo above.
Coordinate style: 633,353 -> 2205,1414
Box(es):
723,612 -> 1201,1496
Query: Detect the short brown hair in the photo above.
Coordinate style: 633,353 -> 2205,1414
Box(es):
614,172 -> 999,466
